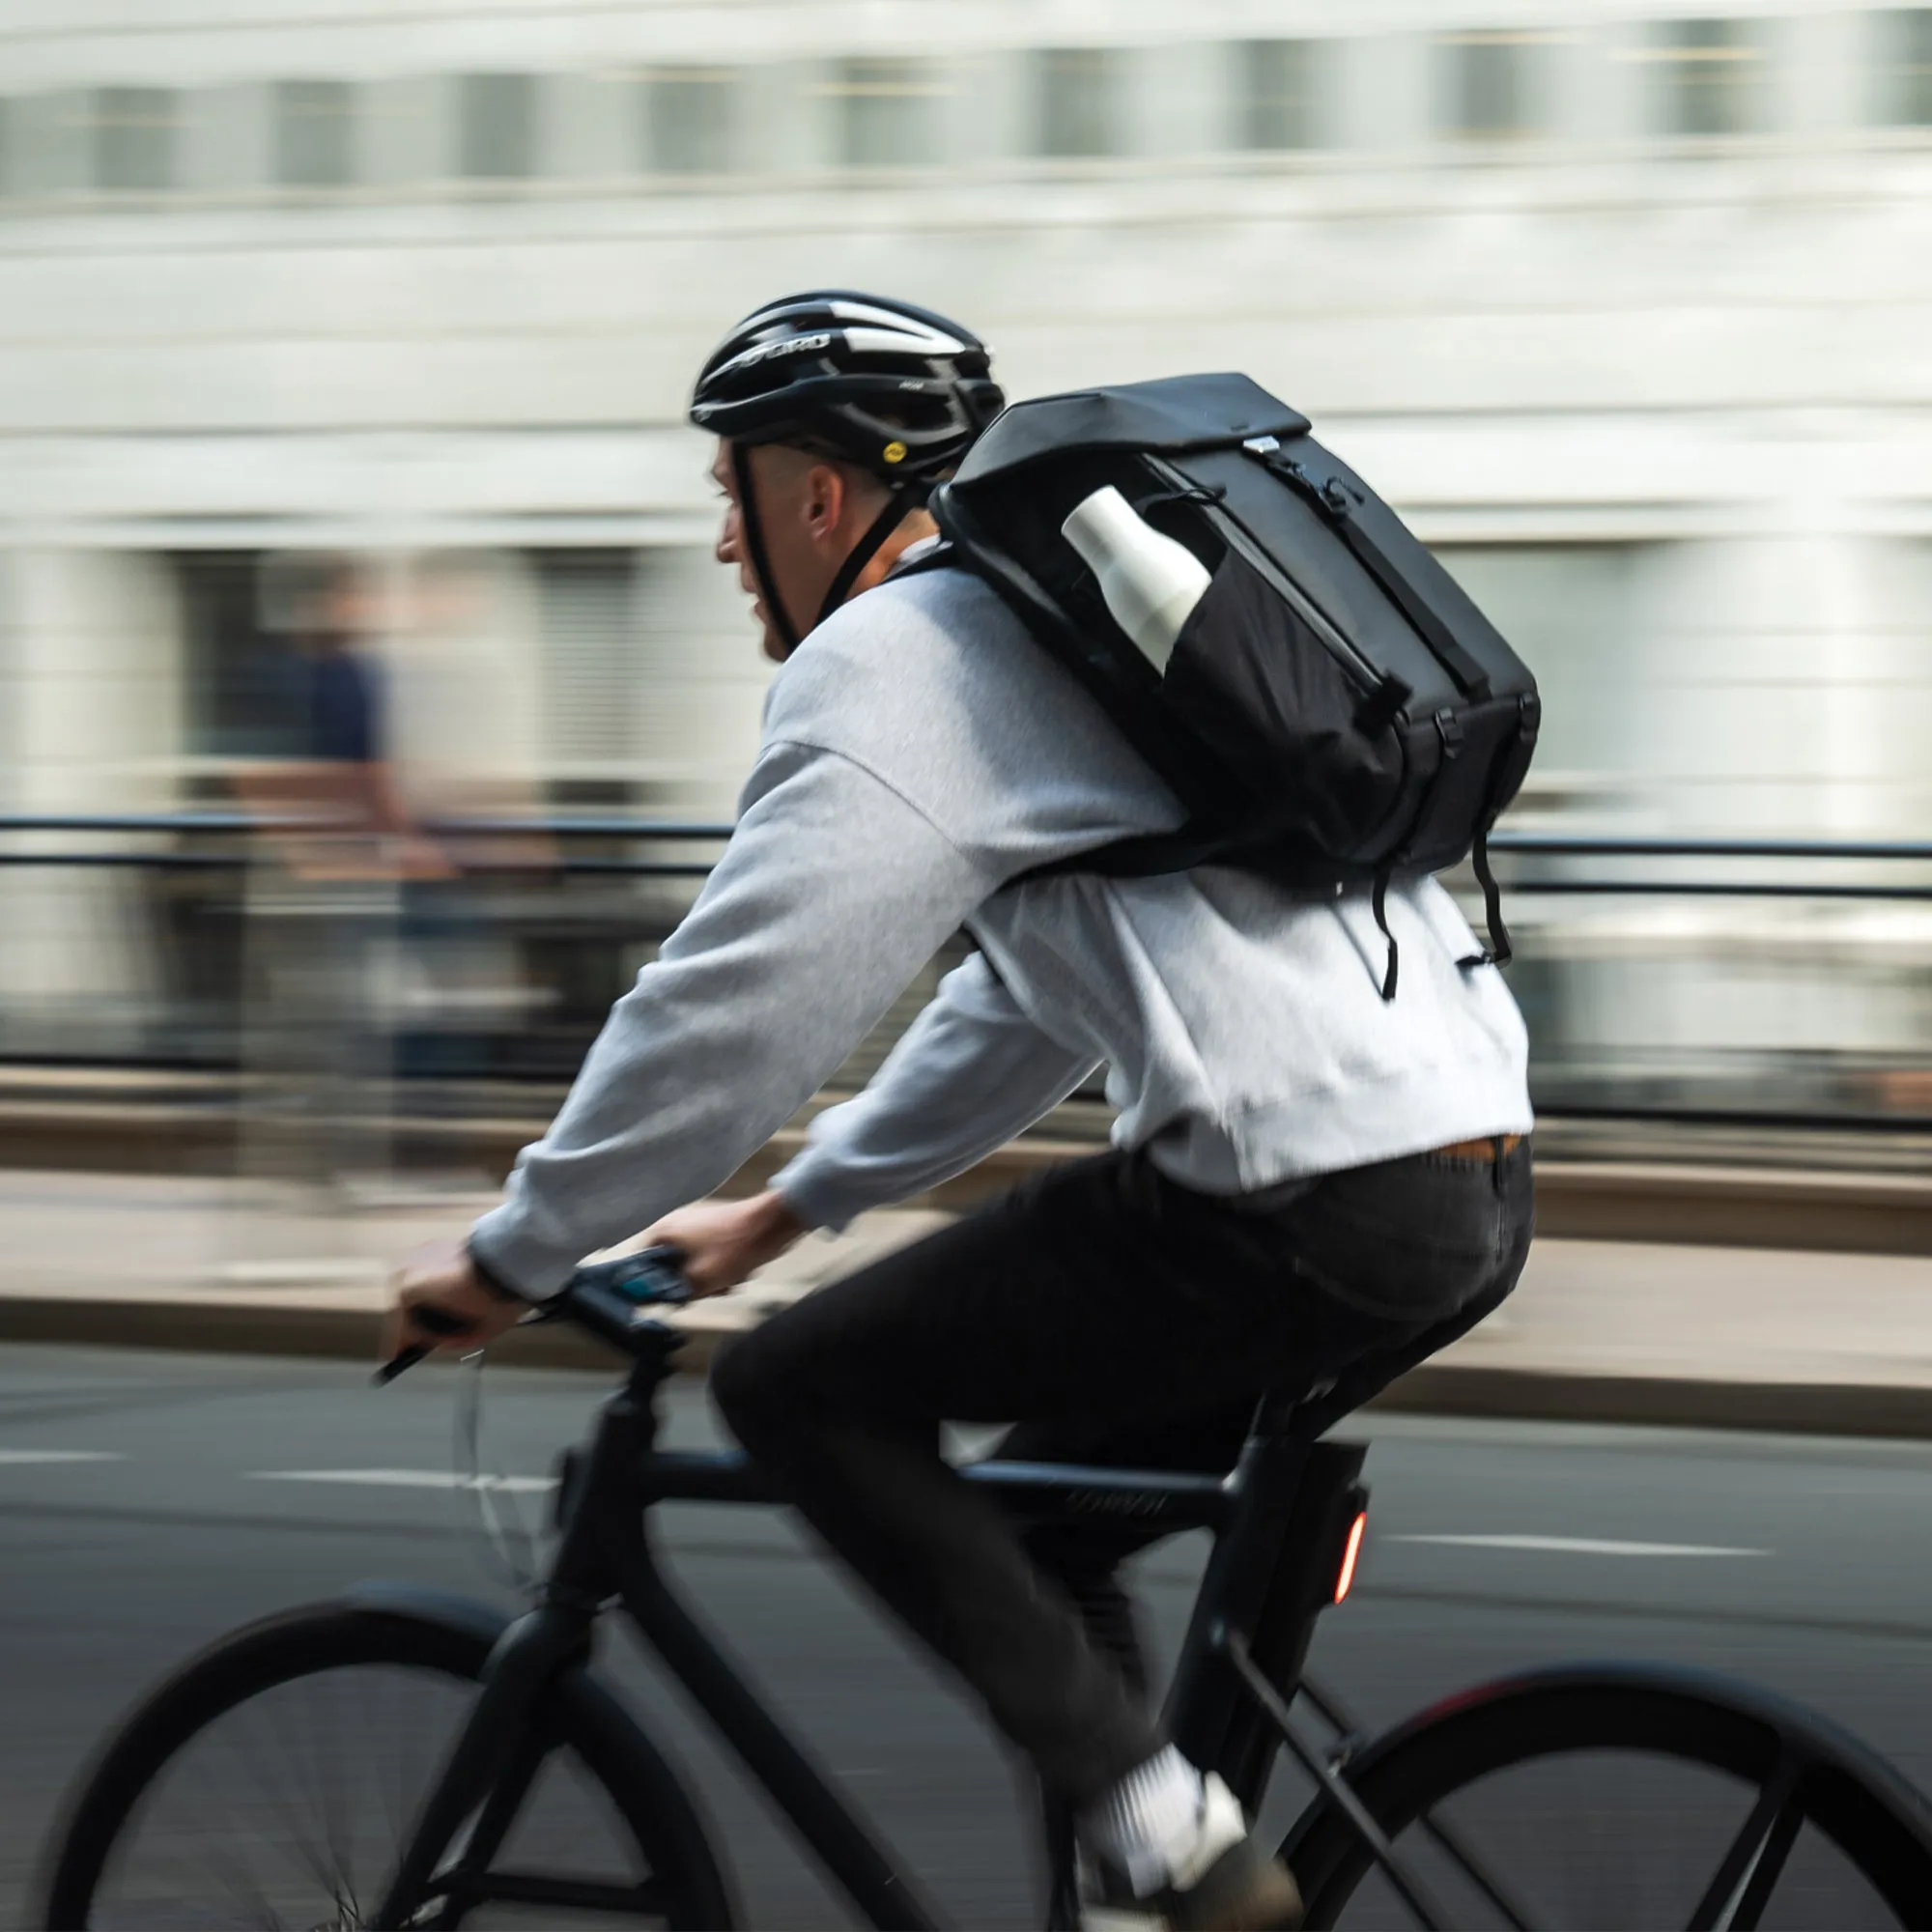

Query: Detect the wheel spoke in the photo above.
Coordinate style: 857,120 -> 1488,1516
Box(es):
1685,1765 -> 1804,1932
62,1649 -> 695,1928
1284,1670 -> 1932,1931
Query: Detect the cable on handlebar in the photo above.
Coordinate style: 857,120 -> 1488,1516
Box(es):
455,1350 -> 542,1596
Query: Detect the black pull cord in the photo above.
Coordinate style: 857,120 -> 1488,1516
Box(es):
1474,829 -> 1513,967
1455,831 -> 1514,974
1371,869 -> 1399,1002
1136,481 -> 1228,516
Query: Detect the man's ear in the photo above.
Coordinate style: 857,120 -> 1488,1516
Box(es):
804,462 -> 847,544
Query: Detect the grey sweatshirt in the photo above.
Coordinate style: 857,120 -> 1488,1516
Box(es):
469,565 -> 1533,1298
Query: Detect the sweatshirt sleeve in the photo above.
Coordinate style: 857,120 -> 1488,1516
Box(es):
770,952 -> 1100,1233
468,738 -> 1001,1298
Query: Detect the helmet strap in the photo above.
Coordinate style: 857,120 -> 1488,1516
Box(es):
733,444 -> 923,658
814,484 -> 922,631
731,441 -> 802,658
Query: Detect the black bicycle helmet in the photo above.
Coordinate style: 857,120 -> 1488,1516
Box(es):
690,291 -> 1004,653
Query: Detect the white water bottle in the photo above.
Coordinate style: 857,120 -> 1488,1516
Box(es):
1060,485 -> 1212,674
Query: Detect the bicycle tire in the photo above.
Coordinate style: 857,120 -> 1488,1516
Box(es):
39,1600 -> 736,1930
1284,1663 -> 1932,1929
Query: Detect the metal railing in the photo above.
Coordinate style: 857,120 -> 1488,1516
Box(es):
1,815 -> 1930,1131
13,814 -> 1932,884
1489,830 -> 1932,903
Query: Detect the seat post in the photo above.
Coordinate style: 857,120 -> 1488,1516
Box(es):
1217,1436 -> 1369,1810
1162,1405 -> 1311,1784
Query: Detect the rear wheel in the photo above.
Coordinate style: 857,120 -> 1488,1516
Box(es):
40,1604 -> 734,1929
1284,1665 -> 1932,1929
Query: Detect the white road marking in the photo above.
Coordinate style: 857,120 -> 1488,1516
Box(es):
250,1468 -> 556,1493
0,1448 -> 124,1465
1387,1533 -> 1767,1558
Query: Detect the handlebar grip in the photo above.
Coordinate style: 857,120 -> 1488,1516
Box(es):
375,1247 -> 696,1385
372,1343 -> 432,1386
372,1301 -> 479,1387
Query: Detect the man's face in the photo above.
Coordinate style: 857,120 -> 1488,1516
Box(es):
711,440 -> 850,665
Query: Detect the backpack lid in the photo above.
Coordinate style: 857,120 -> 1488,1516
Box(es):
950,373 -> 1311,487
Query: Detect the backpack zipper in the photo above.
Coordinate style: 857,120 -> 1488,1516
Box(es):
1144,455 -> 1383,698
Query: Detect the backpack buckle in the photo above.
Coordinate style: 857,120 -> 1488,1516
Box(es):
1246,439 -> 1359,526
1435,708 -> 1464,759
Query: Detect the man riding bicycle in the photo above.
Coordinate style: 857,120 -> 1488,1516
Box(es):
389,292 -> 1535,1930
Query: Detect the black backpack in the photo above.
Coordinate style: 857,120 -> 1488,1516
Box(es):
923,372 -> 1540,1000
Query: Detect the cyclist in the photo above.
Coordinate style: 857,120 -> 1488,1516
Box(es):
388,290 -> 1535,1930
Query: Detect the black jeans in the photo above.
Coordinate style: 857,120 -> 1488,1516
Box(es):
712,1139 -> 1534,1802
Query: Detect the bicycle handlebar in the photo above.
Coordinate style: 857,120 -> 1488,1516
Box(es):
373,1247 -> 695,1385
550,1248 -> 696,1351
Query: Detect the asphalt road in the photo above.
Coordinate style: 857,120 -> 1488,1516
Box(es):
7,1345 -> 1932,1928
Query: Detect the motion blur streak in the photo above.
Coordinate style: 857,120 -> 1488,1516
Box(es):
0,0 -> 1925,1179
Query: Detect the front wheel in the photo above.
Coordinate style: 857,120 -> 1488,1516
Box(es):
1284,1663 -> 1932,1929
40,1602 -> 735,1929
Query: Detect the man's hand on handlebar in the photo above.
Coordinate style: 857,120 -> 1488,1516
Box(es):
633,1191 -> 809,1297
378,1194 -> 809,1381
383,1236 -> 526,1368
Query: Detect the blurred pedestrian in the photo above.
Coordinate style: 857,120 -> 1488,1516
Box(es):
233,554 -> 442,1193
378,552 -> 554,1091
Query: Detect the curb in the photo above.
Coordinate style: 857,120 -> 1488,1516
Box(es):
8,1063 -> 1932,1259
0,1294 -> 735,1375
1531,1160 -> 1932,1257
1370,1363 -> 1932,1441
8,1293 -> 1930,1441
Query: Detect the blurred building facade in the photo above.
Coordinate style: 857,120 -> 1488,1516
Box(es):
1,0 -> 1930,1108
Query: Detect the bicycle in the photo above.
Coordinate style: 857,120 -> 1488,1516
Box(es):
38,1251 -> 1932,1929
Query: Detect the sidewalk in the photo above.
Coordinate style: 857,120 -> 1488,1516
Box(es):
2,1169 -> 1932,1437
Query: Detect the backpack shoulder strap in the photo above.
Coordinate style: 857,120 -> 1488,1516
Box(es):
883,538 -> 960,582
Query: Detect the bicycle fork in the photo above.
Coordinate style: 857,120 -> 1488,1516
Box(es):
371,1387 -> 649,1928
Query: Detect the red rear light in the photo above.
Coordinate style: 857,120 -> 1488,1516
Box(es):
1333,1510 -> 1367,1604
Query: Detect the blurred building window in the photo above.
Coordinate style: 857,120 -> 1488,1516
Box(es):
94,86 -> 177,191
1436,544 -> 1646,790
1877,9 -> 1932,124
275,79 -> 355,188
178,553 -> 286,759
537,552 -> 638,793
827,57 -> 943,167
1445,35 -> 1534,139
1236,40 -> 1316,150
642,69 -> 736,175
457,72 -> 536,180
1034,47 -> 1122,158
1650,18 -> 1765,137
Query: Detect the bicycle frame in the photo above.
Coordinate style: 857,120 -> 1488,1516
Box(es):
373,1305 -> 1370,1931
